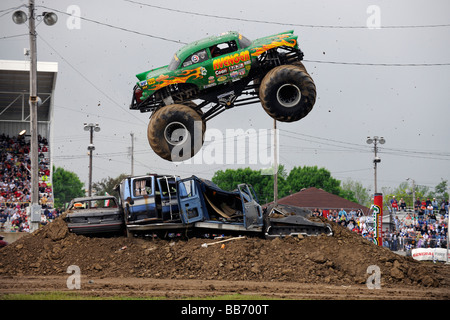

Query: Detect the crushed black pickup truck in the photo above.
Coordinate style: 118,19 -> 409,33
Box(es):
114,175 -> 332,239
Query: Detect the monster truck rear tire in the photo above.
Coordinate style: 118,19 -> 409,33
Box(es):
148,104 -> 206,161
259,64 -> 316,122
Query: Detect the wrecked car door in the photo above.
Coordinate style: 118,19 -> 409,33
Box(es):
156,176 -> 179,221
126,176 -> 157,221
176,177 -> 204,224
237,184 -> 263,229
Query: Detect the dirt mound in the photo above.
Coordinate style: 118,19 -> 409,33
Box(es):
0,217 -> 448,289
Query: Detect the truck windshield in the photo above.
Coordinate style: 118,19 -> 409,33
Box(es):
168,54 -> 181,71
238,34 -> 251,49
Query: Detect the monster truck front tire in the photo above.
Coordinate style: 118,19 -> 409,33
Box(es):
148,104 -> 206,161
259,64 -> 316,122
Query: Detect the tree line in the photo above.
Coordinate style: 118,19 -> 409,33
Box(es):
51,165 -> 448,209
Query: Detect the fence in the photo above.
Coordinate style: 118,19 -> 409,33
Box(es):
382,235 -> 448,252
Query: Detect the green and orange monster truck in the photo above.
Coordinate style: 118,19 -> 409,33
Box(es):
130,30 -> 316,161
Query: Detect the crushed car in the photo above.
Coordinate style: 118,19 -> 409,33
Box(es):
64,195 -> 124,235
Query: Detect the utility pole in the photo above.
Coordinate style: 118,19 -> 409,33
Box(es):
130,132 -> 134,176
366,136 -> 385,194
447,186 -> 449,264
12,1 -> 58,231
407,178 -> 416,222
412,179 -> 416,222
273,119 -> 278,205
28,0 -> 40,232
84,123 -> 100,197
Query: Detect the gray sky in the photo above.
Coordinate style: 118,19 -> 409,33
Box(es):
1,0 -> 449,195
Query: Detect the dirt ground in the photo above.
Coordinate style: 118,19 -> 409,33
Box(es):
0,217 -> 449,300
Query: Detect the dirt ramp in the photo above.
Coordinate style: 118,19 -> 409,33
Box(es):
0,217 -> 448,289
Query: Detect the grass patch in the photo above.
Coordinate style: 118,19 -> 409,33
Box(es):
0,292 -> 165,300
1,291 -> 281,300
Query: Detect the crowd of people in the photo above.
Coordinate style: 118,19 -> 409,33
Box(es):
385,195 -> 449,251
0,133 -> 60,232
312,203 -> 448,252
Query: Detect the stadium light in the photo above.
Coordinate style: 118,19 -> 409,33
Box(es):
84,123 -> 101,197
12,10 -> 27,24
42,12 -> 58,26
366,136 -> 385,194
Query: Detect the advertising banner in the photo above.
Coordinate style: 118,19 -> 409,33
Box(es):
373,193 -> 383,246
412,248 -> 450,262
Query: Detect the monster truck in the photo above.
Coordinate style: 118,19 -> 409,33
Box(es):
130,30 -> 316,161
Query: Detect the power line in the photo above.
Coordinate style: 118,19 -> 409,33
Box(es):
304,59 -> 450,67
0,34 -> 28,40
278,129 -> 450,161
124,0 -> 450,29
37,5 -> 187,44
37,34 -> 148,126
34,5 -> 450,67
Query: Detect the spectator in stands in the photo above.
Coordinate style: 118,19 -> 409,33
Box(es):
432,198 -> 439,212
398,198 -> 406,211
426,203 -> 434,216
0,133 -> 53,232
312,208 -> 320,217
348,209 -> 357,220
390,196 -> 398,213
415,197 -> 421,211
338,208 -> 347,223
0,235 -> 7,247
0,208 -> 7,229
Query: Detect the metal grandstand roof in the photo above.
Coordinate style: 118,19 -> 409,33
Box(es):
0,59 -> 58,124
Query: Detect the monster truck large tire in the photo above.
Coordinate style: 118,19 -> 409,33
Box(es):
148,104 -> 206,161
259,64 -> 316,122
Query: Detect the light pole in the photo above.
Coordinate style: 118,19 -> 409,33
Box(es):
84,123 -> 101,197
367,136 -> 385,244
273,119 -> 278,205
12,1 -> 58,232
130,132 -> 134,176
407,178 -> 416,222
366,136 -> 385,194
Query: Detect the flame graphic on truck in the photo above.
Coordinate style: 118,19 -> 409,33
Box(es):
251,36 -> 297,57
147,67 -> 205,91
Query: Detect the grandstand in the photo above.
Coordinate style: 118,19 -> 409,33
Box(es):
0,59 -> 58,231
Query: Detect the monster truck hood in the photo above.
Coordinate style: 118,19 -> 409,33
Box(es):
136,65 -> 169,82
251,30 -> 298,47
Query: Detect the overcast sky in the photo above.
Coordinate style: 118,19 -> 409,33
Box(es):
1,0 -> 449,195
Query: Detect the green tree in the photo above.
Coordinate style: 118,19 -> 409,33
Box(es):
53,166 -> 85,208
434,179 -> 448,203
286,165 -> 341,195
341,179 -> 370,206
92,173 -> 129,199
212,166 -> 289,204
212,165 -> 360,204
